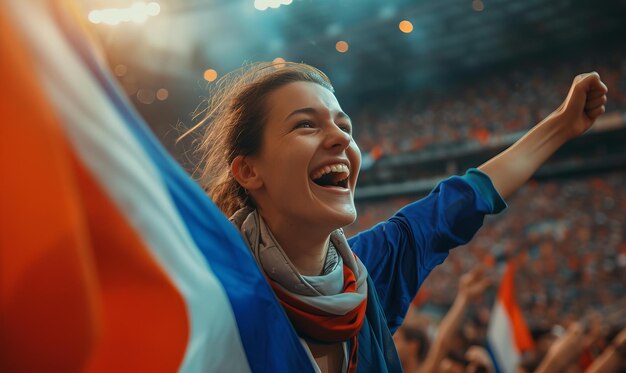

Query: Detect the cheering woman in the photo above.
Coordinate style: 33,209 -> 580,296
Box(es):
184,63 -> 607,373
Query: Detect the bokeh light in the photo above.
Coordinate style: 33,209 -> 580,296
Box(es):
156,88 -> 169,101
335,41 -> 349,53
136,88 -> 155,104
399,20 -> 413,33
146,2 -> 160,16
273,57 -> 286,68
472,0 -> 485,12
254,0 -> 268,11
88,2 -> 161,25
254,0 -> 292,11
203,69 -> 218,82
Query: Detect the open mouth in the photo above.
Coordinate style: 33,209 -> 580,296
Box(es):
311,163 -> 350,189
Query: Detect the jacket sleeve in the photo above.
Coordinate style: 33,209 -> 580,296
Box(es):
348,168 -> 506,333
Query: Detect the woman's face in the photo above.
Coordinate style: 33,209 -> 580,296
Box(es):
248,81 -> 361,232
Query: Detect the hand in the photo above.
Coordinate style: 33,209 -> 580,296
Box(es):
547,322 -> 586,366
465,345 -> 494,373
458,267 -> 491,302
552,72 -> 608,139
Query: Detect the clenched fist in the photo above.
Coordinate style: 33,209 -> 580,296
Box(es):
553,72 -> 609,139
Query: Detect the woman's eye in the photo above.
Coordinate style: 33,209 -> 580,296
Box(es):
339,124 -> 352,134
295,121 -> 314,129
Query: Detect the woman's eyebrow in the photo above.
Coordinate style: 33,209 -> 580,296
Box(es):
284,107 -> 317,122
284,107 -> 352,123
337,111 -> 352,123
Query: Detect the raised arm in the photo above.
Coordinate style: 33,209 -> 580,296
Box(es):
585,327 -> 626,373
535,322 -> 586,373
420,267 -> 491,372
478,72 -> 608,199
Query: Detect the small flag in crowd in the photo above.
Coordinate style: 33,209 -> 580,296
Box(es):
487,261 -> 534,373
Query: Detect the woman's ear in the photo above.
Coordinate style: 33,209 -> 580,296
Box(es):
231,155 -> 263,191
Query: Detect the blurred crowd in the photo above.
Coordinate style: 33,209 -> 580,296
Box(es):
346,171 -> 626,372
353,51 -> 626,156
347,48 -> 626,372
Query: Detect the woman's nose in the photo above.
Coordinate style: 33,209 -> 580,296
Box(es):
323,123 -> 351,151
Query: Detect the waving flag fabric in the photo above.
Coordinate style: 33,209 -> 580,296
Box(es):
0,0 -> 314,372
487,261 -> 534,373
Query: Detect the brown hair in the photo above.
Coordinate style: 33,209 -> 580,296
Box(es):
182,62 -> 334,217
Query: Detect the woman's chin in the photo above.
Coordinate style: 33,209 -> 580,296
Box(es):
324,207 -> 357,230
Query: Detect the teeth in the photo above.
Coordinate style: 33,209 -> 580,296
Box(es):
311,163 -> 350,180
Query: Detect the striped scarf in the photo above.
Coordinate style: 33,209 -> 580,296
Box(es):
231,208 -> 368,373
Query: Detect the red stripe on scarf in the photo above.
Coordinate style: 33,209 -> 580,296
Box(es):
268,263 -> 366,373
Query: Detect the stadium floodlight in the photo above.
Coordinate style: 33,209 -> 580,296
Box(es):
254,0 -> 269,11
88,2 -> 161,25
254,0 -> 293,11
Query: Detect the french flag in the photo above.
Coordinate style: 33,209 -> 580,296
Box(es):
0,0 -> 315,371
487,261 -> 534,373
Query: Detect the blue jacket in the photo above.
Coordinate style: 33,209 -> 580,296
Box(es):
348,169 -> 506,372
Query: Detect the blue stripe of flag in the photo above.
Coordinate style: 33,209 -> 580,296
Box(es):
51,6 -> 313,372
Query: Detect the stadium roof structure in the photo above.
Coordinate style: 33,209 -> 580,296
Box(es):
89,0 -> 626,97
